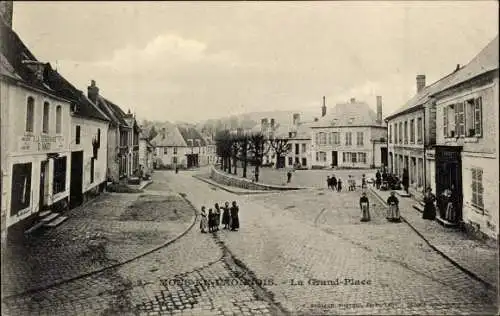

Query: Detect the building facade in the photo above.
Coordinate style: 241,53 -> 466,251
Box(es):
285,114 -> 312,169
1,21 -> 73,238
431,36 -> 498,239
139,131 -> 154,177
310,97 -> 387,169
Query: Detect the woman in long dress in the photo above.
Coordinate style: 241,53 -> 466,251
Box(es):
359,192 -> 370,222
214,203 -> 221,231
422,187 -> 436,220
200,206 -> 208,233
386,191 -> 401,222
230,201 -> 240,231
222,201 -> 231,229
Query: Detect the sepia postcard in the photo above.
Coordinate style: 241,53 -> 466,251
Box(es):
0,1 -> 498,315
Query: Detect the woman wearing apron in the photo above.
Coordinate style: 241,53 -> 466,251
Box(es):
359,192 -> 370,222
386,191 -> 401,222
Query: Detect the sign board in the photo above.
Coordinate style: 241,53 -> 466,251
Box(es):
18,134 -> 65,152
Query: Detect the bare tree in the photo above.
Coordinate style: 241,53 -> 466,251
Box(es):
269,138 -> 291,168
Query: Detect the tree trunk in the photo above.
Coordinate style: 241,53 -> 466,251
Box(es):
242,141 -> 248,178
227,156 -> 231,173
255,165 -> 260,182
233,156 -> 237,175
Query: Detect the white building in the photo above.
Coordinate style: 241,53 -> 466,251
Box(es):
1,19 -> 72,239
283,114 -> 313,169
310,97 -> 387,169
431,36 -> 498,239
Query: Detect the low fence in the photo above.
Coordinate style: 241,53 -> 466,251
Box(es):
209,167 -> 301,191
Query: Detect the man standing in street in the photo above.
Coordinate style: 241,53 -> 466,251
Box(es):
287,170 -> 292,183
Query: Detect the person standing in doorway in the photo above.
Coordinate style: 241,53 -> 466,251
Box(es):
422,187 -> 436,220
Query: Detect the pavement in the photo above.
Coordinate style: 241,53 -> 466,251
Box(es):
369,186 -> 499,291
1,169 -> 498,315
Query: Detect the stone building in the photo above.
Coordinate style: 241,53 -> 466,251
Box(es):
139,130 -> 154,177
1,18 -> 72,238
310,97 -> 387,169
431,36 -> 498,238
284,114 -> 313,169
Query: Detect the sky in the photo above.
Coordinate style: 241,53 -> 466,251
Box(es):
12,1 -> 499,123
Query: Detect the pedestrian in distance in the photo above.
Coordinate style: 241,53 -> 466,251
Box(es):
337,178 -> 342,192
331,175 -> 337,190
386,191 -> 401,222
375,170 -> 382,190
327,176 -> 331,189
361,174 -> 367,189
222,201 -> 231,229
200,206 -> 208,233
422,187 -> 436,220
230,201 -> 240,231
287,170 -> 292,183
214,203 -> 221,231
359,192 -> 370,222
402,168 -> 409,193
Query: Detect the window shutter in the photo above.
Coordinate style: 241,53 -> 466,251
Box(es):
475,97 -> 482,137
454,103 -> 459,137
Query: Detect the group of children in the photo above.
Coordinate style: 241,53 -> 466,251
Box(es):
200,201 -> 240,233
327,174 -> 367,192
358,191 -> 401,222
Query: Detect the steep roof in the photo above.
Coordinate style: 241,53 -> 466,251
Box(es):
44,67 -> 110,122
94,96 -> 128,127
434,35 -> 499,93
0,19 -> 57,95
151,123 -> 187,147
178,126 -> 207,146
291,122 -> 313,140
312,101 -> 383,128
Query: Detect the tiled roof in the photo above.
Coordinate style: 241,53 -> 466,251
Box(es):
151,123 -> 187,147
434,35 -> 499,93
44,67 -> 110,122
178,126 -> 207,147
291,122 -> 313,139
0,53 -> 21,80
94,96 -> 128,127
0,19 -> 56,95
386,35 -> 499,120
312,101 -> 383,128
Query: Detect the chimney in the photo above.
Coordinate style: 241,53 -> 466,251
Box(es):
376,96 -> 383,124
416,75 -> 426,93
350,97 -> 356,103
455,64 -> 460,72
270,118 -> 275,129
321,96 -> 327,117
0,1 -> 14,28
161,127 -> 166,139
88,80 -> 99,103
293,113 -> 300,125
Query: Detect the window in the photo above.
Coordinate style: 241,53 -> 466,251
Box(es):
465,98 -> 483,137
417,117 -> 423,143
443,107 -> 448,138
398,123 -> 402,144
327,133 -> 332,144
172,157 -> 178,164
332,132 -> 340,144
97,128 -> 101,147
343,152 -> 352,163
42,102 -> 50,133
173,147 -> 177,154
356,132 -> 364,146
319,152 -> 327,162
455,102 -> 465,137
418,158 -> 423,186
315,133 -> 319,145
316,152 -> 319,161
288,157 -> 293,166
394,124 -> 398,144
345,132 -> 352,145
474,97 -> 483,137
75,125 -> 81,144
164,147 -> 168,155
319,132 -> 326,145
445,104 -> 456,137
471,168 -> 484,211
410,119 -> 415,143
404,121 -> 408,144
90,158 -> 94,184
302,158 -> 307,166
389,125 -> 392,143
295,144 -> 299,155
358,152 -> 366,163
301,144 -> 306,153
295,157 -> 300,164
26,97 -> 34,132
351,153 -> 357,163
56,106 -> 62,134
53,156 -> 67,194
11,163 -> 32,215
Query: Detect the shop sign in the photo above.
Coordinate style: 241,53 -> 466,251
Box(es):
18,134 -> 65,152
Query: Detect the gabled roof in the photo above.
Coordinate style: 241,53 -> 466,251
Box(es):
178,126 -> 207,147
312,101 -> 383,128
290,122 -> 313,139
434,35 -> 499,94
44,67 -> 110,122
0,19 -> 56,95
94,96 -> 128,127
151,123 -> 187,147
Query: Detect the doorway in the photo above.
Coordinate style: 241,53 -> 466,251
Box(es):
39,160 -> 48,212
331,151 -> 338,167
380,148 -> 388,167
435,146 -> 463,222
70,151 -> 83,208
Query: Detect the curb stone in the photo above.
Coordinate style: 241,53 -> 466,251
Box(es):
368,186 -> 495,291
2,192 -> 198,300
193,175 -> 280,195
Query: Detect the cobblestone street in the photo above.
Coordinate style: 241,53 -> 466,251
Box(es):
1,170 -> 498,315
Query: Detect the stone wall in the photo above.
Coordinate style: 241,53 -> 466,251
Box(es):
209,167 -> 300,191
